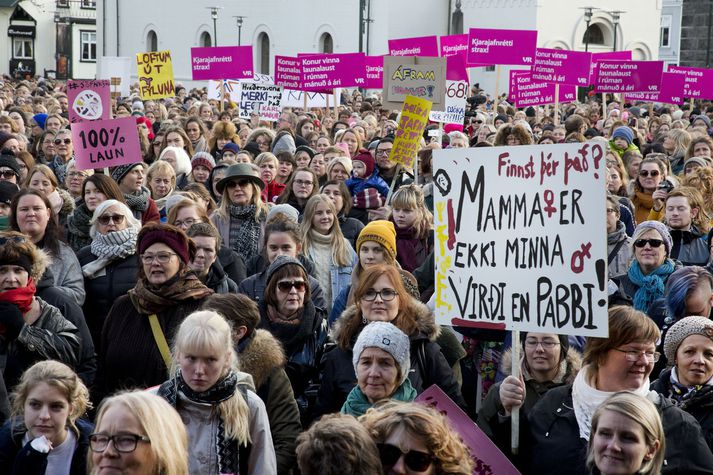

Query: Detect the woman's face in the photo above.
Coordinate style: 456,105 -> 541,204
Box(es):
606,205 -> 619,234
658,123 -> 670,135
227,178 -> 254,206
234,152 -> 252,164
16,194 -> 50,239
382,425 -> 435,475
675,334 -> 713,387
84,182 -> 107,212
165,132 -> 185,149
3,138 -> 20,155
265,232 -> 299,263
212,169 -> 227,197
693,142 -> 712,158
359,241 -> 387,268
179,348 -> 228,393
301,122 -> 315,137
477,126 -> 490,143
360,274 -> 400,323
685,162 -> 703,176
295,151 -> 311,168
54,132 -> 73,159
91,403 -> 155,475
41,134 -> 56,157
392,207 -> 418,230
341,131 -> 359,156
277,160 -> 293,180
217,138 -> 230,150
97,205 -> 129,235
24,382 -> 70,447
238,126 -> 251,143
173,205 -> 202,232
356,347 -> 399,403
316,137 -> 331,153
292,171 -> 315,200
627,156 -> 642,180
322,184 -> 344,214
592,410 -> 657,475
142,242 -> 181,285
160,151 -> 177,172
65,167 -> 89,197
637,163 -> 663,193
0,264 -> 29,291
185,122 -> 201,142
274,275 -> 306,315
633,229 -> 667,273
524,332 -> 562,376
255,134 -> 270,153
597,340 -> 657,392
309,154 -> 326,177
149,172 -> 172,199
311,201 -> 334,235
259,160 -> 277,183
192,165 -> 210,184
608,170 -> 622,193
152,135 -> 164,157
136,122 -> 149,139
29,172 -> 54,196
663,135 -> 675,152
328,163 -> 349,181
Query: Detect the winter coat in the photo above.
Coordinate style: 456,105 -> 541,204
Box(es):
518,384 -> 713,475
338,213 -> 364,250
393,222 -> 433,273
141,197 -> 161,224
477,345 -> 582,443
607,221 -> 633,279
262,180 -> 286,204
210,212 -> 266,257
45,241 -> 85,306
0,418 -> 93,475
217,246 -> 247,286
54,188 -> 75,229
65,201 -> 92,253
652,368 -> 713,451
238,329 -> 301,475
669,226 -> 709,266
202,261 -> 239,294
76,248 -> 140,348
345,172 -> 390,200
376,166 -> 414,191
608,140 -> 640,159
317,298 -> 466,416
238,268 -> 326,311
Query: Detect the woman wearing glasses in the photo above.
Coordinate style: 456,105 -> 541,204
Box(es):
67,174 -> 126,253
0,361 -> 92,474
46,129 -> 74,185
511,306 -> 713,475
77,200 -> 141,350
360,401 -> 474,475
276,168 -> 320,216
617,221 -> 679,313
88,391 -> 189,475
630,156 -> 669,224
96,223 -> 213,400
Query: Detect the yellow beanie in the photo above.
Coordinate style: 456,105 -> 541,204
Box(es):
356,220 -> 397,260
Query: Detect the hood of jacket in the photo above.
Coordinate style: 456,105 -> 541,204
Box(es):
500,343 -> 582,386
607,220 -> 628,245
237,329 -> 286,389
57,187 -> 76,216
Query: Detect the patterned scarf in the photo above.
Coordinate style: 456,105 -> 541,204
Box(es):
128,267 -> 213,314
228,204 -> 262,262
124,187 -> 150,215
157,370 -> 244,474
669,367 -> 713,404
67,202 -> 93,250
627,259 -> 676,312
82,228 -> 139,278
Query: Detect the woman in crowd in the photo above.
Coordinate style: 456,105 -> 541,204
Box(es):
211,163 -> 268,264
360,401 -> 474,475
341,321 -> 415,417
335,128 -> 362,158
326,156 -> 352,182
209,121 -> 241,160
87,391 -> 189,475
651,316 -> 713,450
110,163 -> 161,224
35,130 -> 56,164
296,118 -> 315,141
0,361 -> 92,474
159,146 -> 191,191
10,189 -> 85,306
246,128 -> 275,155
630,156 -> 669,224
185,223 -> 238,294
147,159 -> 176,222
24,164 -> 74,227
63,159 -> 92,202
161,126 -> 194,159
157,310 -> 276,474
77,199 -> 141,350
586,392 -> 665,475
663,129 -> 692,175
309,153 -> 327,187
276,168 -> 319,215
390,184 -> 434,273
275,151 -> 296,185
97,223 -> 213,399
255,152 -> 285,203
294,146 -> 314,169
189,152 -> 214,188
686,135 -> 713,162
607,195 -> 634,280
184,116 -> 210,154
321,180 -> 364,249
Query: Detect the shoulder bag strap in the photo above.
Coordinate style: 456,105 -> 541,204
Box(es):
148,314 -> 172,370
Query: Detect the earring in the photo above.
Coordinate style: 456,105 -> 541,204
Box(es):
362,316 -> 367,325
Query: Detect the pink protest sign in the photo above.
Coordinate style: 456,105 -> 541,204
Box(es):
388,36 -> 439,57
589,51 -> 632,84
667,65 -> 713,99
440,34 -> 469,58
627,72 -> 686,104
595,60 -> 664,93
71,116 -> 142,171
416,385 -> 520,475
190,46 -> 253,80
467,28 -> 537,66
301,52 -> 366,91
67,80 -> 111,124
274,56 -> 302,89
446,54 -> 468,82
508,70 -> 530,103
513,72 -> 576,107
532,48 -> 591,86
364,56 -> 383,89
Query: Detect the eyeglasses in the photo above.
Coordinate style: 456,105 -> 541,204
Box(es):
226,179 -> 250,189
140,252 -> 177,264
613,348 -> 660,363
377,443 -> 434,472
524,339 -> 560,349
174,218 -> 197,228
67,171 -> 88,179
277,280 -> 307,292
606,159 -> 619,167
634,239 -> 664,248
294,179 -> 313,187
638,170 -> 660,178
97,214 -> 126,226
361,288 -> 398,301
0,170 -> 16,179
89,433 -> 151,453
53,138 -> 71,145
376,148 -> 392,156
606,208 -> 618,214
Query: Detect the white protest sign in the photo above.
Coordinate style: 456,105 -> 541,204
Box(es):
280,89 -> 340,108
432,143 -> 608,337
207,80 -> 241,102
429,80 -> 467,125
98,56 -> 132,97
238,82 -> 283,121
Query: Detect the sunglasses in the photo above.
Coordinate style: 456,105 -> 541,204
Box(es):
97,214 -> 125,225
277,280 -> 306,292
0,170 -> 16,179
634,238 -> 664,248
377,443 -> 434,472
54,138 -> 72,145
638,170 -> 660,178
226,179 -> 251,188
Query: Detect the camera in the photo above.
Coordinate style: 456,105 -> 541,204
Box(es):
658,179 -> 674,193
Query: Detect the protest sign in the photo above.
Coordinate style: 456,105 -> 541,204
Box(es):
71,116 -> 142,171
98,56 -> 132,97
416,385 -> 520,475
432,143 -> 608,337
301,52 -> 366,91
532,48 -> 591,86
136,50 -> 175,100
667,65 -> 713,99
274,56 -> 302,89
390,95 -> 432,168
440,34 -> 469,58
280,90 -> 336,108
595,60 -> 664,93
430,56 -> 468,125
238,82 -> 283,121
512,73 -> 577,108
207,79 -> 241,102
508,70 -> 530,103
467,28 -> 537,66
364,56 -> 384,89
388,36 -> 439,57
190,45 -> 253,80
382,56 -> 446,110
589,51 -> 632,85
67,80 -> 111,123
626,72 -> 685,104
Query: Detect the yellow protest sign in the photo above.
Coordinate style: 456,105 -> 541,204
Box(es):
136,50 -> 175,100
389,95 -> 432,168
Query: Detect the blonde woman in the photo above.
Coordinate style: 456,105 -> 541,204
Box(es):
663,128 -> 692,175
146,160 -> 176,222
157,310 -> 276,474
389,184 -> 434,272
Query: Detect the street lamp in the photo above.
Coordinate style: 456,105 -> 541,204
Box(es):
233,16 -> 246,46
610,10 -> 625,52
207,6 -> 222,46
581,7 -> 594,52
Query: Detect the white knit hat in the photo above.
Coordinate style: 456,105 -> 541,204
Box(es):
352,322 -> 411,384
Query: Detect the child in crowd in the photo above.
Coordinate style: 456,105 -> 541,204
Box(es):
345,151 -> 389,219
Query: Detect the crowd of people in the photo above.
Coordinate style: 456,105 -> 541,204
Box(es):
0,74 -> 713,474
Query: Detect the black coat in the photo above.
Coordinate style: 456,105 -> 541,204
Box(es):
239,268 -> 326,311
203,261 -> 239,294
217,246 -> 247,285
338,214 -> 364,250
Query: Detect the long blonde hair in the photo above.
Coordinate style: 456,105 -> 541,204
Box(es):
390,184 -> 433,238
213,166 -> 268,222
301,194 -> 353,267
171,310 -> 251,444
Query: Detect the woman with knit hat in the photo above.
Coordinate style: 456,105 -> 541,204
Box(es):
651,316 -> 713,450
110,162 -> 160,224
189,151 -> 214,187
96,223 -> 213,400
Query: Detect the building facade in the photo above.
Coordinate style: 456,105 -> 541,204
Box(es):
679,0 -> 713,67
659,0 -> 683,66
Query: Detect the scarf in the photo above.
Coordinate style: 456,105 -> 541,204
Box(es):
265,304 -> 314,356
124,187 -> 150,214
0,278 -> 36,314
228,204 -> 262,262
128,267 -> 213,315
83,228 -> 139,278
67,202 -> 92,250
153,190 -> 174,213
669,366 -> 713,404
393,221 -> 428,272
158,370 -> 243,474
50,155 -> 68,183
627,259 -> 675,312
0,215 -> 9,231
572,365 -> 650,440
341,378 -> 417,417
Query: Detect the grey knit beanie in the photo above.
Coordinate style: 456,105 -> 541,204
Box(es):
664,316 -> 713,363
110,162 -> 144,185
353,322 -> 411,385
266,203 -> 299,224
265,255 -> 306,286
633,221 -> 673,256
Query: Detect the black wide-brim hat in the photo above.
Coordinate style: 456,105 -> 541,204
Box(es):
216,163 -> 265,195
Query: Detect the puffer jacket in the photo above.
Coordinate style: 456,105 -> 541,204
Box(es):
338,213 -> 364,250
45,241 -> 85,306
669,226 -> 709,266
202,261 -> 239,294
607,221 -> 633,279
317,298 -> 466,415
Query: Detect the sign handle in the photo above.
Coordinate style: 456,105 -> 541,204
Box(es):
511,329 -> 521,455
219,80 -> 225,113
494,65 -> 501,114
385,164 -> 401,205
602,93 -> 607,122
690,97 -> 695,112
303,92 -> 308,112
554,84 -> 560,125
333,88 -> 338,121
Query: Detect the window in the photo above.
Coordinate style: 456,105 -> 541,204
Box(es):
320,33 -> 333,54
81,0 -> 97,7
258,32 -> 270,74
201,31 -> 212,47
583,24 -> 605,46
147,30 -> 157,52
57,0 -> 69,6
81,31 -> 96,61
13,38 -> 32,59
661,15 -> 672,48
485,65 -> 495,72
